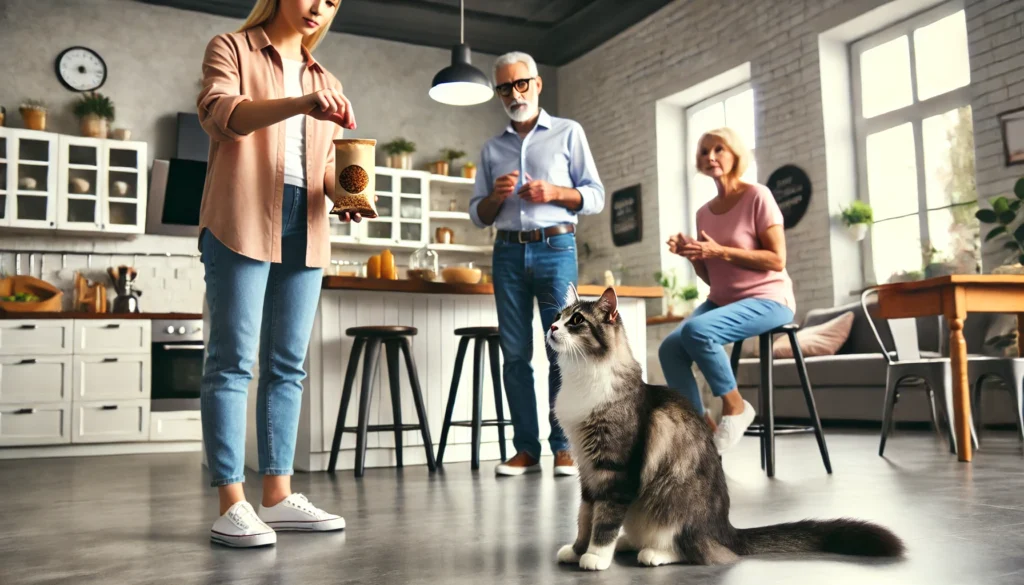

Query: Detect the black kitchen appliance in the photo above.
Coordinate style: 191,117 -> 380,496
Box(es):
151,319 -> 203,412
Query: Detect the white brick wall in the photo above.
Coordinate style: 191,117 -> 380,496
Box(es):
559,0 -> 1024,316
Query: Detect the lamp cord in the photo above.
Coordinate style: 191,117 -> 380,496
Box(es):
460,0 -> 464,44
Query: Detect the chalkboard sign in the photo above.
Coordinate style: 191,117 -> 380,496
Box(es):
611,185 -> 642,247
766,165 -> 812,230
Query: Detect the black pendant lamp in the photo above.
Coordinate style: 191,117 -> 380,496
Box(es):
429,0 -> 492,106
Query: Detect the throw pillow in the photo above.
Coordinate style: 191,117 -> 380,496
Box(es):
772,311 -> 855,358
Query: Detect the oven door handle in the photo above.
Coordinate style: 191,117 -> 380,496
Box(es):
160,344 -> 205,351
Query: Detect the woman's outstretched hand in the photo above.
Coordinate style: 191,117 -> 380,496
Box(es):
333,195 -> 378,223
304,88 -> 357,129
681,231 -> 724,261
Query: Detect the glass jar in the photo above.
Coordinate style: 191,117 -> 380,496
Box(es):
331,260 -> 364,277
408,246 -> 439,281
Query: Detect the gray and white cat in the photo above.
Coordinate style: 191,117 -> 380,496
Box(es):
548,285 -> 903,571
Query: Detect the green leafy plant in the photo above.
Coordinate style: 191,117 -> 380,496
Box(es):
655,269 -> 699,307
976,177 -> 1024,266
839,200 -> 874,227
682,285 -> 699,301
382,138 -> 416,156
72,91 -> 115,121
463,161 -> 476,169
19,99 -> 46,112
441,148 -> 466,163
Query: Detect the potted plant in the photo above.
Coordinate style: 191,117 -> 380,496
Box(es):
462,160 -> 477,179
73,91 -> 115,138
976,176 -> 1024,273
655,269 -> 700,316
382,138 -> 416,170
839,200 -> 873,241
431,148 -> 465,176
922,245 -> 957,279
19,99 -> 47,131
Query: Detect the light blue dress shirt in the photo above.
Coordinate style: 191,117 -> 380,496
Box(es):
469,109 -> 605,231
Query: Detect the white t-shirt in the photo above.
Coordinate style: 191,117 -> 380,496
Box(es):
282,58 -> 306,187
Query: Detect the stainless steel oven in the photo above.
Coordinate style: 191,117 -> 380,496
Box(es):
151,319 -> 204,411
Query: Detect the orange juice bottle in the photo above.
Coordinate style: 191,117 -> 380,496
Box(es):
381,249 -> 395,280
367,254 -> 381,279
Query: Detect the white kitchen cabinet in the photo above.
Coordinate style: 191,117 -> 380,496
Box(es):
0,403 -> 71,446
0,128 -> 59,230
150,411 -> 202,442
0,320 -> 73,355
56,135 -> 147,234
73,319 -> 151,355
0,355 -> 72,403
72,354 -> 150,402
72,399 -> 150,444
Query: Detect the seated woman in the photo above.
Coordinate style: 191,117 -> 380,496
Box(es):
658,127 -> 795,454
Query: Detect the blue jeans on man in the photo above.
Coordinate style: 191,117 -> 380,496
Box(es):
492,231 -> 578,460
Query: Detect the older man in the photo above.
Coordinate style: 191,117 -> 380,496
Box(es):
470,51 -> 605,477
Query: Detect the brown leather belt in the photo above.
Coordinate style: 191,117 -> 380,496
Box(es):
495,224 -> 575,244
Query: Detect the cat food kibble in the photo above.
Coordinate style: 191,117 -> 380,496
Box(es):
331,139 -> 378,218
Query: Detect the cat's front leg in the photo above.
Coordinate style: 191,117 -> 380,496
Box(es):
557,500 -> 592,564
579,500 -> 629,571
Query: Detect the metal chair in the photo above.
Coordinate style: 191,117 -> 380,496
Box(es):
860,288 -> 978,456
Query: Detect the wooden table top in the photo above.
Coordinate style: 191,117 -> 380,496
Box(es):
322,276 -> 664,298
876,274 -> 1024,292
0,312 -> 203,320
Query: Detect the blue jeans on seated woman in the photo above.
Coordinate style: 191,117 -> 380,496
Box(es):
200,184 -> 323,487
658,298 -> 794,416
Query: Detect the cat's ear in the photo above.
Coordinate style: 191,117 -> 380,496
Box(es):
596,286 -> 618,322
563,283 -> 580,307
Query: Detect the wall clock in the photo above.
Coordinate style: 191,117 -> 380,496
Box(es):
55,47 -> 107,92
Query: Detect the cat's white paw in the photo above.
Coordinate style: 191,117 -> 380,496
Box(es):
579,553 -> 612,571
637,548 -> 681,567
557,545 -> 580,564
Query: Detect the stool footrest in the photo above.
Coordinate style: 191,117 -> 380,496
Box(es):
744,423 -> 815,437
449,420 -> 512,428
342,424 -> 424,433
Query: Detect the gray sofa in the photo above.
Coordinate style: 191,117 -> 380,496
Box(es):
734,301 -> 1018,425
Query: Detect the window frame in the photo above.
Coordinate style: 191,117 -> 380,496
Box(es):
849,0 -> 973,284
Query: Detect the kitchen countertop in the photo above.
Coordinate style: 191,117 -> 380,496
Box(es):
322,276 -> 663,298
0,312 -> 203,320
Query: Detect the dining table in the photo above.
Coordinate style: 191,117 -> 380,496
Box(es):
875,274 -> 1024,462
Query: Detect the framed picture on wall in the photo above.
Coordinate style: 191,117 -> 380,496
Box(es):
999,107 -> 1024,166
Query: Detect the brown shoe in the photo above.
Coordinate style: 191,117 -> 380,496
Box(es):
495,452 -> 541,476
554,451 -> 578,477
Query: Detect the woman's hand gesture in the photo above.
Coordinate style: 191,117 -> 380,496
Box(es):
303,88 -> 357,129
681,231 -> 724,261
666,232 -> 695,257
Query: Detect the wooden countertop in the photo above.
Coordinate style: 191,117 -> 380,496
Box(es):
322,276 -> 663,298
0,312 -> 203,320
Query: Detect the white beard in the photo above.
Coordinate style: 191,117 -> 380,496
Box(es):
504,99 -> 537,123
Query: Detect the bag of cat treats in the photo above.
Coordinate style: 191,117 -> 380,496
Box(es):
331,138 -> 378,218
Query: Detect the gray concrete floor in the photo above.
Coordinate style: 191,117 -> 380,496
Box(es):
3,431 -> 1024,584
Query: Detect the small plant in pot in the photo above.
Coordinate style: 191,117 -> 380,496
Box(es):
840,200 -> 873,241
19,99 -> 47,131
73,91 -> 115,138
655,269 -> 700,316
462,160 -> 477,179
431,148 -> 465,176
382,138 -> 416,170
976,176 -> 1024,273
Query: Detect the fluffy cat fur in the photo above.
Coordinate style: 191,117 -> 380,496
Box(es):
547,285 -> 904,571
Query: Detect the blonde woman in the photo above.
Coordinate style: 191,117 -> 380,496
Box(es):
658,128 -> 795,455
197,0 -> 361,547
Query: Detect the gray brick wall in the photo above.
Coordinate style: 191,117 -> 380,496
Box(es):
559,0 -> 1024,316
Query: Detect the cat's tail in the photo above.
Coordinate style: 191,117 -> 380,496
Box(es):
734,518 -> 904,557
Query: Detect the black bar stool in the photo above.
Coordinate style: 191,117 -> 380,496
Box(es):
729,324 -> 831,478
437,327 -> 511,470
327,326 -> 437,478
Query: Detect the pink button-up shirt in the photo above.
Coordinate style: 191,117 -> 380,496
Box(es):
197,26 -> 343,268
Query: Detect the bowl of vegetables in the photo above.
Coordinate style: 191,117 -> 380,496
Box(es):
0,275 -> 63,313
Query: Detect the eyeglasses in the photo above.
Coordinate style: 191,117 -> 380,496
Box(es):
495,77 -> 535,97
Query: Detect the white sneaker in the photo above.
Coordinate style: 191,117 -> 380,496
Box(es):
714,400 -> 756,454
211,502 -> 277,548
258,494 -> 346,532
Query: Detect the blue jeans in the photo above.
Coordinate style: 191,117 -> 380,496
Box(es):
200,184 -> 323,487
658,298 -> 794,416
492,231 -> 578,459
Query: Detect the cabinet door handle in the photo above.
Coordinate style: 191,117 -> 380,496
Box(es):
13,408 -> 36,415
18,358 -> 37,365
104,324 -> 121,329
19,324 -> 37,330
101,405 -> 119,410
102,357 -> 119,363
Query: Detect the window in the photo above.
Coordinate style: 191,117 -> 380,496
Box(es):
685,84 -> 757,296
851,2 -> 978,285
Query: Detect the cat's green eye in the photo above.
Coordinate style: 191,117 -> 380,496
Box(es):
569,313 -> 584,326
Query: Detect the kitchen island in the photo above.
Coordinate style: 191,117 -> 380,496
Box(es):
244,277 -> 661,473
